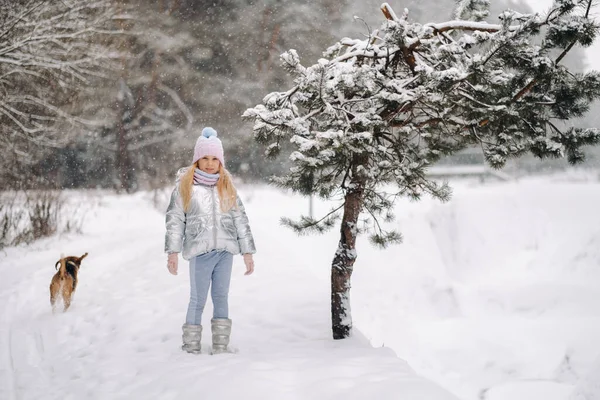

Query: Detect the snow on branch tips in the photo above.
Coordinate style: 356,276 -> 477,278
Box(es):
0,0 -> 119,164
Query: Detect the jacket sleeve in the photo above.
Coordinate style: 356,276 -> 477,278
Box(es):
165,186 -> 186,254
231,195 -> 256,255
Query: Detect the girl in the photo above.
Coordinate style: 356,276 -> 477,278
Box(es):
164,127 -> 256,355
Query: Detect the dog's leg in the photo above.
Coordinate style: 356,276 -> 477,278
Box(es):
62,284 -> 72,312
49,283 -> 58,313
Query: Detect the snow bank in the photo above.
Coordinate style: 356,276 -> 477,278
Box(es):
570,356 -> 600,400
351,177 -> 600,400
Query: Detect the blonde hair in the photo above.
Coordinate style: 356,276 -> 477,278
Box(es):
180,163 -> 237,213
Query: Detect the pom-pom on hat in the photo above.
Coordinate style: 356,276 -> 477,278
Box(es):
192,127 -> 224,166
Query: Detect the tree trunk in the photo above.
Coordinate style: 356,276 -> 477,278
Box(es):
116,114 -> 131,192
331,156 -> 367,340
115,6 -> 133,194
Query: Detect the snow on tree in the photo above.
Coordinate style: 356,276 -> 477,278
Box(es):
243,0 -> 600,339
453,0 -> 490,21
0,0 -> 118,189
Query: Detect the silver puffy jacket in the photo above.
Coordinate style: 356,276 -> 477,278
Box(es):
164,169 -> 256,260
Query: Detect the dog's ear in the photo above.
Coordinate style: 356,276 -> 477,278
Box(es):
79,252 -> 88,263
55,260 -> 61,270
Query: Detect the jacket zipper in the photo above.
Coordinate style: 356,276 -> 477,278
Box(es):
211,186 -> 217,249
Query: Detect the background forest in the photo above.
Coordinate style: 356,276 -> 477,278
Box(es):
2,0 -> 599,194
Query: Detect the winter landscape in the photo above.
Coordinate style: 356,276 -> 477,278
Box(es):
3,0 -> 600,399
2,174 -> 600,400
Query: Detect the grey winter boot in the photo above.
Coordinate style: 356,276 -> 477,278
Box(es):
211,318 -> 232,354
181,324 -> 202,354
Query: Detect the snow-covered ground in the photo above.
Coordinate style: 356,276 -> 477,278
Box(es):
0,186 -> 456,400
1,172 -> 599,400
350,173 -> 600,400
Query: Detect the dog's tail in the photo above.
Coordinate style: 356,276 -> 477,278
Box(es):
78,252 -> 88,263
54,253 -> 63,270
56,254 -> 67,280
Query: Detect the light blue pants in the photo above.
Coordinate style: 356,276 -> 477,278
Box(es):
185,250 -> 233,325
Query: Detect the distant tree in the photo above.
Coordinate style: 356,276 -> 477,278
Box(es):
244,0 -> 600,339
77,0 -> 195,192
75,0 -> 347,190
0,0 -> 118,189
169,0 -> 349,181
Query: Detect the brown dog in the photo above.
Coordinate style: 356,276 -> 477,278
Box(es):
49,253 -> 88,312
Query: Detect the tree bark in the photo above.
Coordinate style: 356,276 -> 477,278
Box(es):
331,155 -> 367,339
116,110 -> 131,192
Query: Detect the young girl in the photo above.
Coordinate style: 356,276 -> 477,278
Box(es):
164,127 -> 256,355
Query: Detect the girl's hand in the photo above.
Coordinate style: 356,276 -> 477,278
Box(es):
243,253 -> 254,275
167,253 -> 179,275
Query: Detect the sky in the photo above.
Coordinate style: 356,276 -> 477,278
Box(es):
523,0 -> 600,71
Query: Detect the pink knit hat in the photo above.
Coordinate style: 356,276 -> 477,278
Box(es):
192,127 -> 225,166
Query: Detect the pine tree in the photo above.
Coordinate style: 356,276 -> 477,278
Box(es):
243,0 -> 600,339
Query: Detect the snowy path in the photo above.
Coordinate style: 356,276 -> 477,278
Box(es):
0,191 -> 457,400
